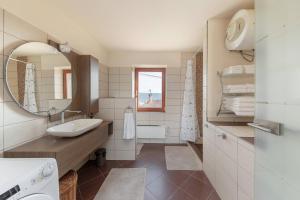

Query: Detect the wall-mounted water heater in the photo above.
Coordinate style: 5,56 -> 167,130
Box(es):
225,9 -> 255,50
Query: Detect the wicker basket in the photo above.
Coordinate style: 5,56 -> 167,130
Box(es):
59,170 -> 78,200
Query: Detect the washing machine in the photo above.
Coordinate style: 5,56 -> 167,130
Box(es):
0,158 -> 59,200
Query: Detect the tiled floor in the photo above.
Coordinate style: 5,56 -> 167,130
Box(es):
77,144 -> 220,200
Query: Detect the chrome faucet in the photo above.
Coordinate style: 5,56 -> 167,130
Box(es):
61,110 -> 81,123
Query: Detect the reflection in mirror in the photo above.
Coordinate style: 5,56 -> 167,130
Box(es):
6,42 -> 73,116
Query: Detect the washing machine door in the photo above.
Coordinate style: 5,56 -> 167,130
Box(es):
20,194 -> 55,200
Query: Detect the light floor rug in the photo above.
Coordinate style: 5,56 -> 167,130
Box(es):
94,168 -> 146,200
165,146 -> 203,170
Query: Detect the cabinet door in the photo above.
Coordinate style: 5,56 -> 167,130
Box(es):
89,56 -> 99,113
215,147 -> 238,200
238,141 -> 254,200
203,124 -> 216,187
215,128 -> 238,162
215,128 -> 238,200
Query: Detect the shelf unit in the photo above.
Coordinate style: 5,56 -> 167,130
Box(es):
217,67 -> 255,117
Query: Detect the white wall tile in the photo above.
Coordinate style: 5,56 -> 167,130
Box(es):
4,119 -> 46,149
115,139 -> 135,151
0,127 -> 3,152
106,149 -> 116,160
3,102 -> 40,126
167,82 -> 182,91
149,112 -> 165,121
119,67 -> 132,75
114,150 -> 135,160
113,119 -> 124,131
119,74 -> 132,83
165,137 -> 180,144
114,109 -> 124,120
109,90 -> 119,97
4,12 -> 47,43
0,79 -> 3,103
114,98 -> 135,109
119,90 -> 132,98
165,114 -> 180,121
98,108 -> 114,120
103,135 -> 115,150
136,112 -> 150,121
99,98 -> 115,109
165,106 -> 181,114
109,67 -> 119,75
3,32 -> 26,56
167,91 -> 182,99
167,75 -> 181,83
109,74 -> 119,83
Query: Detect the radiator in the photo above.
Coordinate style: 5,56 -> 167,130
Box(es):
137,125 -> 166,139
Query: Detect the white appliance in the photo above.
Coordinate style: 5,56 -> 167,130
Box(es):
0,158 -> 59,200
225,9 -> 255,50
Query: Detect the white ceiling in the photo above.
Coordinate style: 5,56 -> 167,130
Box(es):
52,0 -> 253,52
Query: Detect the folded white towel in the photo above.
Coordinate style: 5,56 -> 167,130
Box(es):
244,64 -> 255,74
123,112 -> 135,140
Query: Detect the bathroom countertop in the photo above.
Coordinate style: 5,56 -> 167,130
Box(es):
207,121 -> 256,145
239,137 -> 255,145
217,125 -> 255,138
4,121 -> 113,177
209,121 -> 249,126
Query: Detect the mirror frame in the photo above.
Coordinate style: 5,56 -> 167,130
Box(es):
5,41 -> 74,117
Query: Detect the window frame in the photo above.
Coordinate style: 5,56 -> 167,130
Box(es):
63,69 -> 72,99
135,68 -> 166,112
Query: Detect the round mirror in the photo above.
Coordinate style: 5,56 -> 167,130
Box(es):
6,42 -> 73,116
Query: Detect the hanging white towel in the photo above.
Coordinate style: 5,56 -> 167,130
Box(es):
123,112 -> 135,139
23,63 -> 38,113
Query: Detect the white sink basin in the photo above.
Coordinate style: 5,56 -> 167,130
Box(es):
47,119 -> 103,137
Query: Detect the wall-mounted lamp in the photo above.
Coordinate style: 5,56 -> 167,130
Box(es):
59,42 -> 71,53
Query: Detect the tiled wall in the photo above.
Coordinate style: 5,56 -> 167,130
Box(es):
104,53 -> 195,144
98,98 -> 136,160
108,67 -> 132,98
0,10 -> 49,153
0,10 -> 109,154
254,0 -> 300,198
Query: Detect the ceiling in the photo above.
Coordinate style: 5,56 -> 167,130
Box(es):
51,0 -> 254,52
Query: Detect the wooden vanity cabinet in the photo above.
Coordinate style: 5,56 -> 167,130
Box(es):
203,123 -> 254,200
78,55 -> 99,117
4,121 -> 113,178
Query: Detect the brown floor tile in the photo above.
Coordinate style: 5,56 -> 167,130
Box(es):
168,189 -> 194,200
190,171 -> 211,186
181,176 -> 213,200
76,143 -> 220,200
97,160 -> 122,177
144,189 -> 158,200
79,175 -> 105,200
77,161 -> 102,186
207,190 -> 221,200
76,189 -> 82,200
146,175 -> 179,200
163,170 -> 191,187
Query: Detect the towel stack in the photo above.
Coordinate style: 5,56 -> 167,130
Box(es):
223,84 -> 255,94
222,64 -> 255,76
223,96 -> 255,116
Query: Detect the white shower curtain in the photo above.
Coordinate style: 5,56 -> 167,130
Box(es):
23,63 -> 38,113
180,59 -> 199,142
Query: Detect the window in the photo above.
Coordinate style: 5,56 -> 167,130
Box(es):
63,69 -> 72,99
135,68 -> 166,112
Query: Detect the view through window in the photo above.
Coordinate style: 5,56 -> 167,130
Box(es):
135,68 -> 165,112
